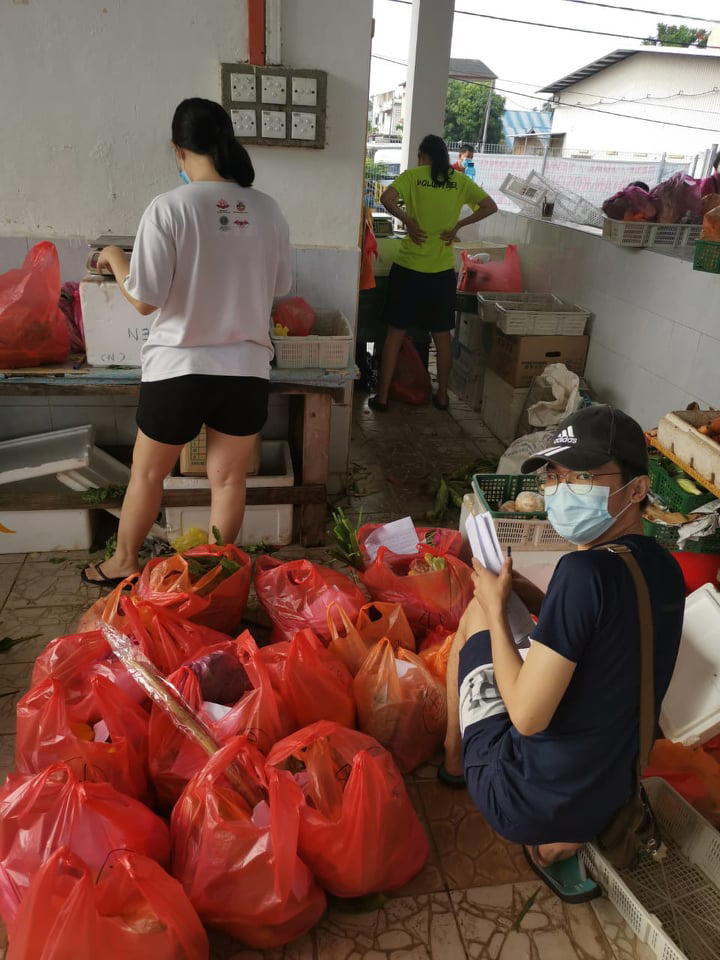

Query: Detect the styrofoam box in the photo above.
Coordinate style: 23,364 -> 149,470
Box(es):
661,583 -> 720,745
80,276 -> 158,367
0,477 -> 94,553
456,312 -> 496,354
163,441 -> 294,547
481,369 -> 529,446
450,341 -> 485,410
657,410 -> 720,491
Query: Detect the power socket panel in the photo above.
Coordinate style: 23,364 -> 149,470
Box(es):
292,77 -> 317,106
291,112 -> 316,140
261,110 -> 286,138
231,73 -> 256,102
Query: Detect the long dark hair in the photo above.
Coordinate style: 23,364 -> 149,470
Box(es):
418,134 -> 451,186
172,98 -> 255,187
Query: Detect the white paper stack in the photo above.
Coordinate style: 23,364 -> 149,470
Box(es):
363,516 -> 419,562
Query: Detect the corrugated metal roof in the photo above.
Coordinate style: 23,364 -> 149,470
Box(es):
448,57 -> 497,82
540,46 -> 720,95
502,110 -> 552,140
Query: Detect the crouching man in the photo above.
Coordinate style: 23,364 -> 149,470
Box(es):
441,406 -> 685,901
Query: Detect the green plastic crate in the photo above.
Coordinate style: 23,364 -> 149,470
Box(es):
642,517 -> 720,554
693,239 -> 720,274
648,454 -> 713,514
471,473 -> 546,519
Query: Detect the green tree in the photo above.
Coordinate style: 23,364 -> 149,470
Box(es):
443,79 -> 505,145
643,22 -> 709,47
364,157 -> 390,180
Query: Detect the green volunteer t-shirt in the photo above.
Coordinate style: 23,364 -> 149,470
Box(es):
391,165 -> 489,273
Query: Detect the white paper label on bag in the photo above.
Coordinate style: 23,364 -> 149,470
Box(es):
202,701 -> 233,723
252,800 -> 271,827
364,517 -> 419,563
93,720 -> 110,743
395,659 -> 413,678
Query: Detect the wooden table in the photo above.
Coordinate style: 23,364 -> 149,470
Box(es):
0,362 -> 357,546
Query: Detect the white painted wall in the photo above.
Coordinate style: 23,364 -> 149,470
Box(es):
551,51 -> 720,158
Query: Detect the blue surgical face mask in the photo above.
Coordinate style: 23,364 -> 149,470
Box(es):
178,169 -> 191,185
545,480 -> 634,545
461,157 -> 470,168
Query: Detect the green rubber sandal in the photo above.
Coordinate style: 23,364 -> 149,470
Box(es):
523,846 -> 601,904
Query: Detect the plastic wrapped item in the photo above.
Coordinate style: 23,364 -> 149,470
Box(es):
458,244 -> 522,294
258,629 -> 355,729
271,297 -> 316,337
650,171 -> 705,224
15,674 -> 151,802
361,544 -> 473,639
389,336 -> 432,405
356,601 -> 416,651
149,633 -> 289,808
700,193 -> 720,242
419,630 -> 454,683
7,847 -> 209,960
255,556 -> 366,644
602,185 -> 657,222
267,722 -> 429,897
643,739 -> 720,826
58,280 -> 85,354
354,638 -> 447,772
326,603 -> 373,675
171,736 -> 326,948
358,523 -> 463,565
0,763 -> 170,927
0,242 -> 70,369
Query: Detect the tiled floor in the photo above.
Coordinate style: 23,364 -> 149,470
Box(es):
0,389 -> 652,960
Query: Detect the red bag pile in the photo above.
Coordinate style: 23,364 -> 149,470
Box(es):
267,722 -> 429,897
171,736 -> 326,948
255,555 -> 366,643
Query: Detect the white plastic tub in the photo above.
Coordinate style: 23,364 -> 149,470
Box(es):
0,477 -> 95,553
163,441 -> 294,547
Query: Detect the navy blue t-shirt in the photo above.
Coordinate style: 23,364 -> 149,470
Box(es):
485,535 -> 684,844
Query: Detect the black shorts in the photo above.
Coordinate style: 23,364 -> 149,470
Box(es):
382,263 -> 457,333
137,375 -> 269,446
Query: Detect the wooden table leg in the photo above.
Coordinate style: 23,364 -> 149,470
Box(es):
300,392 -> 331,546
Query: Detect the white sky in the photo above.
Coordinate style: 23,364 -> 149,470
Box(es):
370,0 -> 720,108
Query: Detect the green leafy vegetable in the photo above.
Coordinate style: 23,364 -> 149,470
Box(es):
212,526 -> 225,547
81,485 -> 127,504
428,459 -> 497,522
331,507 -> 363,570
512,886 -> 541,931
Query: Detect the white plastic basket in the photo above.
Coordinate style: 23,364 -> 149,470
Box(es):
525,171 -> 604,228
583,777 -> 720,960
500,173 -> 544,212
495,300 -> 590,336
602,218 -> 651,247
477,291 -> 559,323
271,310 -> 352,369
604,219 -> 702,250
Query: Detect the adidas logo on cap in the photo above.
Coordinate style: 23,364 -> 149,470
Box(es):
539,425 -> 577,458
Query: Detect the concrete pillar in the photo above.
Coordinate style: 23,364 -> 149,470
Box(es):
400,0 -> 454,171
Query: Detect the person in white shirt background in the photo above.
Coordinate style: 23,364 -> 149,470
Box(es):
82,98 -> 291,587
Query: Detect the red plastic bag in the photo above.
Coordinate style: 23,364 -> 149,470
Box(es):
15,673 -> 151,802
171,736 -> 326,948
356,601 -> 415,651
271,297 -> 316,336
267,721 -> 429,897
354,638 -> 447,773
149,632 -> 289,808
361,544 -> 473,639
0,242 -> 70,369
8,848 -> 208,960
137,544 -> 252,635
643,739 -> 720,825
458,244 -> 522,294
358,523 -> 463,566
326,603 -> 374,675
255,555 -> 366,644
359,218 -> 378,291
389,336 -> 432,405
0,763 -> 170,927
259,629 -> 355,729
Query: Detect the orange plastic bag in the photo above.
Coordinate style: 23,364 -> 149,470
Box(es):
389,336 -> 432,405
643,739 -> 720,825
326,602 -> 373,675
359,217 -> 378,291
358,523 -> 463,566
419,631 -> 454,684
356,601 -> 416,651
0,242 -> 70,369
267,721 -> 429,897
138,544 -> 252,635
354,638 -> 447,773
458,243 -> 522,294
149,632 -> 289,808
701,193 -> 720,242
255,556 -> 366,644
361,544 -> 473,640
171,736 -> 326,948
272,297 -> 316,336
76,574 -> 140,634
15,674 -> 151,802
0,763 -> 170,927
259,629 -> 355,729
8,848 -> 209,960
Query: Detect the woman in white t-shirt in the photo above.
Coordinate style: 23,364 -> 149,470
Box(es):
82,98 -> 291,587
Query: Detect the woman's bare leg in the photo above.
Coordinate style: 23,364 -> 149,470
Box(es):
375,325 -> 406,404
206,429 -> 259,545
432,330 -> 452,405
444,597 -> 490,776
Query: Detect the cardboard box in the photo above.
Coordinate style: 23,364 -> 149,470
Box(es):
481,370 -> 529,445
80,276 -> 158,367
488,329 -> 588,388
179,428 -> 261,477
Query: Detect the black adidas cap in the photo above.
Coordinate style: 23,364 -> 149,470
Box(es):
521,405 -> 649,476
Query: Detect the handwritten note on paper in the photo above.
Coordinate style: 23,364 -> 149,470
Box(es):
363,517 -> 420,562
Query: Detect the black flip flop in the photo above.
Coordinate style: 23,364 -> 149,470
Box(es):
522,845 -> 600,904
437,763 -> 466,789
80,562 -> 127,590
432,394 -> 449,412
368,396 -> 388,413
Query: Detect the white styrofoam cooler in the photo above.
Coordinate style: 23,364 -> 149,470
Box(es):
481,370 -> 529,446
0,477 -> 95,553
163,441 -> 294,547
80,276 -> 157,367
661,583 -> 720,745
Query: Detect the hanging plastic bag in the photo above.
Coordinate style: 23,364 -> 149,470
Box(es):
419,630 -> 454,684
358,523 -> 462,566
356,601 -> 416,651
15,674 -> 151,802
255,556 -> 366,644
271,297 -> 316,336
0,763 -> 170,927
359,217 -> 378,291
171,736 -> 326,948
267,721 -> 429,897
0,242 -> 70,369
458,244 -> 522,294
8,848 -> 209,960
326,602 -> 374,675
389,336 -> 432,405
58,280 -> 85,353
149,632 -> 289,808
76,573 -> 140,634
361,544 -> 473,639
643,739 -> 720,826
353,638 -> 447,773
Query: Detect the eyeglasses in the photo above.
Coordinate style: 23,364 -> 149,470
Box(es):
540,470 -> 623,497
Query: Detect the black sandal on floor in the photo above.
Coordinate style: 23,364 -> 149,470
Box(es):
437,764 -> 466,789
80,563 -> 128,590
368,396 -> 388,413
432,394 -> 449,411
522,845 -> 600,904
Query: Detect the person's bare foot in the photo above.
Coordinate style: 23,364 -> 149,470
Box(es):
82,554 -> 137,584
535,842 -> 582,866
